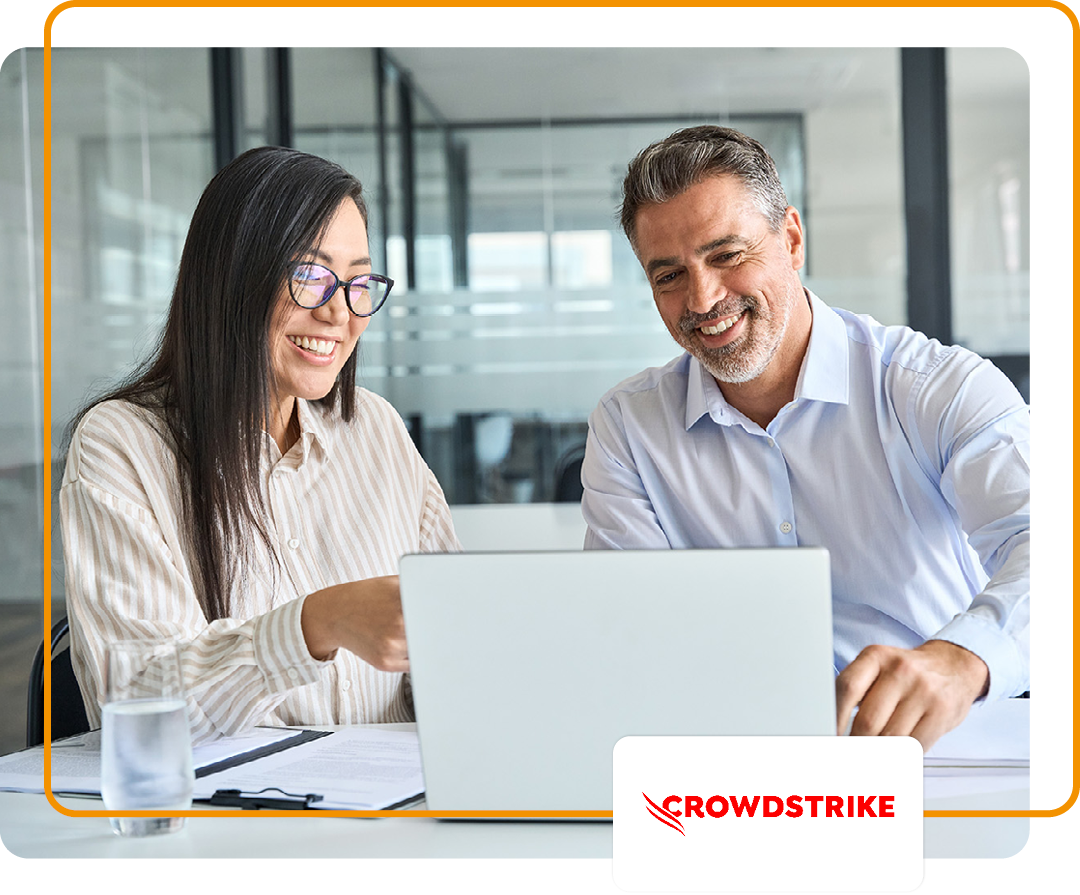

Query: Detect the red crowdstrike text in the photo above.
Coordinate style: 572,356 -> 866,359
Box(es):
660,795 -> 896,819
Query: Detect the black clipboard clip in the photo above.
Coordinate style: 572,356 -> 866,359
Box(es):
208,787 -> 324,810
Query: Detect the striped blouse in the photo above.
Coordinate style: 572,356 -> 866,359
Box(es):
60,389 -> 460,742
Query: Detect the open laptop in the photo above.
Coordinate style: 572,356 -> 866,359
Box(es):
399,548 -> 834,813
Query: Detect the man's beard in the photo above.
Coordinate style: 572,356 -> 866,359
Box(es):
676,295 -> 785,384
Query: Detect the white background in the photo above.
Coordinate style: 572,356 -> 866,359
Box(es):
3,4 -> 1074,894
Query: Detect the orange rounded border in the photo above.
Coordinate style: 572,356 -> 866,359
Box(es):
40,0 -> 1076,823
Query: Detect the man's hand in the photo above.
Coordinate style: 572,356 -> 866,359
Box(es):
300,576 -> 409,672
835,640 -> 989,751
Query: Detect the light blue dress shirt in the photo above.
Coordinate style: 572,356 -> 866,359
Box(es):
582,291 -> 1029,703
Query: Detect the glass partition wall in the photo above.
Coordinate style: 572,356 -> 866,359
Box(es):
947,47 -> 1030,397
387,114 -> 807,504
0,45 -> 1030,604
0,49 -> 46,606
3,48 -> 216,607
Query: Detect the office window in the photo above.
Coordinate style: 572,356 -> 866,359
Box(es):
47,49 -> 214,447
0,48 -> 215,606
468,232 -> 548,292
800,49 -> 906,327
0,49 -> 46,606
414,100 -> 454,293
8,47 -> 1028,526
291,48 -> 383,270
947,48 -> 1030,363
551,231 -> 613,290
364,111 -> 809,503
458,118 -> 806,292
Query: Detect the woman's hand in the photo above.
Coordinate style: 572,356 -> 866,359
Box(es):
300,576 -> 408,671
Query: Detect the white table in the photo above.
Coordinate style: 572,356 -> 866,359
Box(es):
1,701 -> 1029,860
0,775 -> 1028,860
0,790 -> 615,858
923,783 -> 1028,858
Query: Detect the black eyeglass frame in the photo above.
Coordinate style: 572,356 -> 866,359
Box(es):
287,262 -> 395,318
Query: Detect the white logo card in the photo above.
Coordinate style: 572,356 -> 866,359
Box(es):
613,736 -> 923,892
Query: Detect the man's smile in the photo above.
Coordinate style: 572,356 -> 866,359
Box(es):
699,310 -> 745,336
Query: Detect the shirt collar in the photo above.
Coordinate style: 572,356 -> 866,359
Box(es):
795,290 -> 849,405
685,356 -> 715,429
293,397 -> 335,461
684,288 -> 849,431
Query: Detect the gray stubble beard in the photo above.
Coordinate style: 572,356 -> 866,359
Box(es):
676,294 -> 785,384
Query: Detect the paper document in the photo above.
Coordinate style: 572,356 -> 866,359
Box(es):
0,732 -> 106,795
1,727 -> 326,796
0,725 -> 422,811
924,697 -> 1029,767
190,727 -> 423,809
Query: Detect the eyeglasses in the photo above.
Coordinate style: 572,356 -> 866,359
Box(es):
287,263 -> 394,317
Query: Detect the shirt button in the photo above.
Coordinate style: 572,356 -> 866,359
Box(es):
779,521 -> 793,534
767,438 -> 776,448
287,537 -> 300,549
287,668 -> 299,681
341,679 -> 352,692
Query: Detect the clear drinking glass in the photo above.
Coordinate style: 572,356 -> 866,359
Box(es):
100,639 -> 194,837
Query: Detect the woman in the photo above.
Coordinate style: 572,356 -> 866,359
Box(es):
61,146 -> 459,742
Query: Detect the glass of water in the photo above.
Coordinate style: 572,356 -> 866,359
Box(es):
101,639 -> 194,837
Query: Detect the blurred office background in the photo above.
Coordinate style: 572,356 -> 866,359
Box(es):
0,47 -> 1028,752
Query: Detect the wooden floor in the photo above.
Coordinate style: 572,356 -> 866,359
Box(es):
0,602 -> 64,755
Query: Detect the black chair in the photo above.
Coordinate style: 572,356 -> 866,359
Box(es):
553,443 -> 586,503
26,616 -> 91,748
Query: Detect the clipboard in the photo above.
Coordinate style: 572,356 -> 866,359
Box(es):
189,726 -> 426,810
193,728 -> 336,809
204,786 -> 424,811
195,727 -> 333,778
206,786 -> 325,809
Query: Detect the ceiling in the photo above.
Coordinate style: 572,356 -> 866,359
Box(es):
33,46 -> 1029,137
388,47 -> 885,122
386,47 -> 1028,124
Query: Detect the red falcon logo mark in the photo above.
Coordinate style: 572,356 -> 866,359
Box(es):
643,792 -> 685,835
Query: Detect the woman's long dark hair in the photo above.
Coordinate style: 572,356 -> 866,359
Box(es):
67,146 -> 368,621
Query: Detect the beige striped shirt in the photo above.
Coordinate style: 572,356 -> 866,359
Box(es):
61,389 -> 460,742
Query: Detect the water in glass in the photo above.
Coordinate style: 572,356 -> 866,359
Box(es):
101,640 -> 194,836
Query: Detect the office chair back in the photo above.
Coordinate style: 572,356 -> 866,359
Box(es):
553,443 -> 586,503
26,616 -> 91,747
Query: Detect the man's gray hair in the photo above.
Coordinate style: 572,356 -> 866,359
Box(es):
619,125 -> 789,250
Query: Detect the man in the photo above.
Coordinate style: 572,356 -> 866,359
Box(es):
581,125 -> 1029,750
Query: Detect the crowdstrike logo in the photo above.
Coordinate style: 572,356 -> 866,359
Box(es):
643,792 -> 685,835
617,739 -> 923,894
642,791 -> 897,832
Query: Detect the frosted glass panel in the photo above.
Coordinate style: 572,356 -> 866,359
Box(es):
947,48 -> 1030,358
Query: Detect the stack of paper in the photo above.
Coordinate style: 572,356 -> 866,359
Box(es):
924,697 -> 1029,771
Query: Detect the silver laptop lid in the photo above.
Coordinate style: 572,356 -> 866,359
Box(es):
400,548 -> 834,812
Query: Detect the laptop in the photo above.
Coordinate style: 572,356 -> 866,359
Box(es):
399,548 -> 834,813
